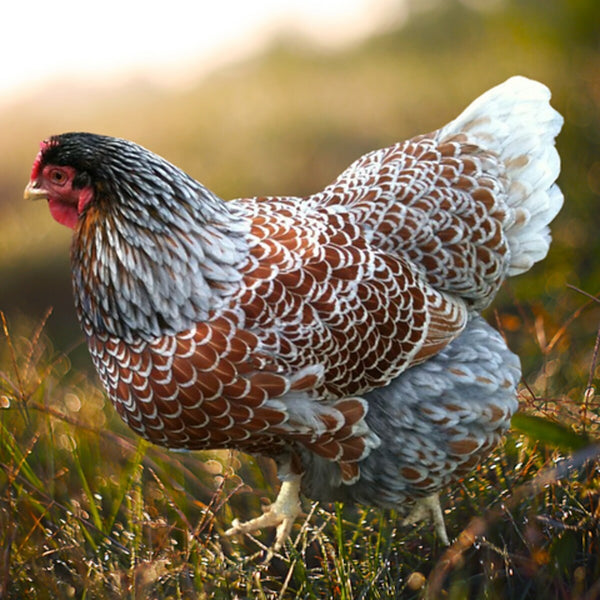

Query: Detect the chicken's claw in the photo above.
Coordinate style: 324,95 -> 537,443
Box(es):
225,477 -> 302,560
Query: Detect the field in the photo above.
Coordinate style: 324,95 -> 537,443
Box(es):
1,300 -> 600,599
1,1 -> 600,598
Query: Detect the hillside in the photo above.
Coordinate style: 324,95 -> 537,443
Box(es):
1,0 -> 598,357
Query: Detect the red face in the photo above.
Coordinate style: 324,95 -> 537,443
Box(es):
25,149 -> 94,229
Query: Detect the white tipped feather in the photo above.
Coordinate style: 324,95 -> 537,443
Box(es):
440,76 -> 563,275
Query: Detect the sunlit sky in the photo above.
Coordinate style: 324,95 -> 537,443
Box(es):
2,0 -> 406,100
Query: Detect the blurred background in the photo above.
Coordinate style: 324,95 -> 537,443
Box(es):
1,0 -> 599,375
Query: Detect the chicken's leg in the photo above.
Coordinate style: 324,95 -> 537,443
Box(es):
225,476 -> 302,558
402,493 -> 450,545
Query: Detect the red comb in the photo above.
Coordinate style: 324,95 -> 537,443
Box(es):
30,139 -> 56,180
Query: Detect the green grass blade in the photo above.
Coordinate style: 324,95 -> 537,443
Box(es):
70,438 -> 105,534
511,412 -> 591,451
106,437 -> 149,534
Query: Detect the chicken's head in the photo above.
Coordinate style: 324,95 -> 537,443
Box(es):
24,136 -> 95,229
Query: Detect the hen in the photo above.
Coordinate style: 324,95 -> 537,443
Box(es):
25,76 -> 562,553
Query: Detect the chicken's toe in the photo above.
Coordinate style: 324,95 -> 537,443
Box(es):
225,477 -> 302,559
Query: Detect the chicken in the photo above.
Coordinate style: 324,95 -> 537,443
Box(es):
25,76 -> 562,554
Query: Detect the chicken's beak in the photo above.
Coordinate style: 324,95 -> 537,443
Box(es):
24,181 -> 48,202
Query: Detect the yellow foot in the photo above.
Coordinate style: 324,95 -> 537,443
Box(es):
402,493 -> 450,545
225,477 -> 302,559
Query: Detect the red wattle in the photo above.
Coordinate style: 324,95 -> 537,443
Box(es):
48,197 -> 79,229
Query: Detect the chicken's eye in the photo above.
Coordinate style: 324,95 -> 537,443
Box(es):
49,169 -> 67,186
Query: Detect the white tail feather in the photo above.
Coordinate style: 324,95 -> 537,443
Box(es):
440,76 -> 563,276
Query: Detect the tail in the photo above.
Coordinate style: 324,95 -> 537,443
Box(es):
313,76 -> 563,307
439,76 -> 563,276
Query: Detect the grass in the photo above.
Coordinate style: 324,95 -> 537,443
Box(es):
1,290 -> 599,599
